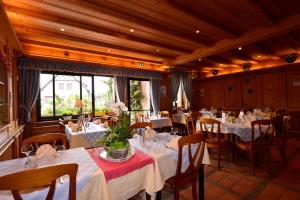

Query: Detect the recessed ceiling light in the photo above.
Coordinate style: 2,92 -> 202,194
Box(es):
195,30 -> 200,34
156,49 -> 160,52
198,58 -> 202,61
238,46 -> 242,50
219,63 -> 224,66
60,28 -> 65,32
257,55 -> 261,58
0,81 -> 4,85
107,49 -> 111,52
130,29 -> 134,32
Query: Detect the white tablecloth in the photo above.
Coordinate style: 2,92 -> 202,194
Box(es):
196,120 -> 261,142
65,124 -> 107,148
129,132 -> 210,193
149,117 -> 172,129
0,148 -> 109,200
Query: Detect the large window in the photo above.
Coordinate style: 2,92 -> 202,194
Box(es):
129,79 -> 150,111
38,72 -> 114,119
176,80 -> 189,109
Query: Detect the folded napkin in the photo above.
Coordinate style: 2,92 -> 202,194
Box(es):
101,121 -> 109,128
95,119 -> 102,125
143,126 -> 156,140
167,137 -> 180,151
36,144 -> 56,159
238,111 -> 245,121
71,124 -> 82,132
68,121 -> 74,127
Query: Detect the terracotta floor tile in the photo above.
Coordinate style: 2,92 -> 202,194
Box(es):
218,192 -> 240,200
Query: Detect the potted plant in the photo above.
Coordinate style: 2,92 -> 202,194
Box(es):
62,112 -> 73,120
96,102 -> 131,159
0,98 -> 8,125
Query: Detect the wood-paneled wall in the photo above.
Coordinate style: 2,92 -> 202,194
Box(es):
193,65 -> 300,134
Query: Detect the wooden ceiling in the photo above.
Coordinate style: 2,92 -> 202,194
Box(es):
3,0 -> 300,77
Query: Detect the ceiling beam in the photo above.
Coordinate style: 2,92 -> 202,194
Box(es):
171,12 -> 300,65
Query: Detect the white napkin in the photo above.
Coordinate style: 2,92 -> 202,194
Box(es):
238,111 -> 245,121
36,144 -> 56,159
221,112 -> 226,123
167,137 -> 180,151
71,124 -> 80,132
143,126 -> 156,140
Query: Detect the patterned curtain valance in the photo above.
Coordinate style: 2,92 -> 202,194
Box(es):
18,57 -> 162,79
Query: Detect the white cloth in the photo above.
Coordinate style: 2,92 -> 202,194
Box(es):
150,117 -> 172,129
129,132 -> 210,193
65,124 -> 107,148
197,120 -> 261,142
171,114 -> 186,124
0,148 -> 107,200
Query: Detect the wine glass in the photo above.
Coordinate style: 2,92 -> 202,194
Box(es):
55,145 -> 66,184
171,127 -> 178,137
21,144 -> 34,168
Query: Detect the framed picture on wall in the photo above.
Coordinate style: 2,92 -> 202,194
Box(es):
160,85 -> 166,97
293,78 -> 300,86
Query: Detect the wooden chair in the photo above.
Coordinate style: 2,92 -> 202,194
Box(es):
235,119 -> 274,176
108,116 -> 118,127
0,163 -> 78,200
199,118 -> 231,170
160,111 -> 169,118
184,115 -> 195,134
272,115 -> 291,166
22,133 -> 68,151
165,133 -> 206,200
130,122 -> 152,129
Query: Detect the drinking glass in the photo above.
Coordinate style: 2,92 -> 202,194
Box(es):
55,145 -> 66,161
21,144 -> 34,168
171,127 -> 178,137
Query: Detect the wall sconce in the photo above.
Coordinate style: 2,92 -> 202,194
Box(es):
284,54 -> 297,63
243,63 -> 252,71
212,69 -> 219,76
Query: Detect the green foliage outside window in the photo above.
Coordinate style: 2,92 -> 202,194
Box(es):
129,80 -> 145,111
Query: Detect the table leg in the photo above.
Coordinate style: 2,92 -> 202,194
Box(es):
199,164 -> 204,200
232,134 -> 236,162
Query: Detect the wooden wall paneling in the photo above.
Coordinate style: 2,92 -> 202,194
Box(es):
286,67 -> 300,109
192,80 -> 200,110
261,71 -> 282,110
241,74 -> 259,108
199,80 -> 211,107
210,79 -> 223,108
223,77 -> 241,109
160,74 -> 169,111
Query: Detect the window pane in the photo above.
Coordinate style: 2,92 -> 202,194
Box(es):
129,80 -> 150,111
40,74 -> 54,117
94,76 -> 114,113
55,75 -> 80,115
82,76 -> 92,114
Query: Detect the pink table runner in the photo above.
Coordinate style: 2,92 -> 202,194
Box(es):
87,147 -> 154,181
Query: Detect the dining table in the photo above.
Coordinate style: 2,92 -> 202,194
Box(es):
148,117 -> 173,129
0,131 -> 211,200
65,123 -> 107,148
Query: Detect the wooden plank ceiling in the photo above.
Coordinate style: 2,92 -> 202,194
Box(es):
3,0 -> 300,77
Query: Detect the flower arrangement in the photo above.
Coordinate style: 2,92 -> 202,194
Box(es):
96,102 -> 131,158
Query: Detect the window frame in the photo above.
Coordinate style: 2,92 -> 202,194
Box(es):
37,71 -> 113,121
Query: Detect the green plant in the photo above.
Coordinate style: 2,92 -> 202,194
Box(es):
0,98 -> 8,123
129,80 -> 145,110
96,102 -> 131,148
62,112 -> 73,116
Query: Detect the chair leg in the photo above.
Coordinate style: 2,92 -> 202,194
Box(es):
250,151 -> 256,176
279,145 -> 288,166
218,147 -> 221,170
192,181 -> 197,200
235,147 -> 238,166
174,186 -> 180,200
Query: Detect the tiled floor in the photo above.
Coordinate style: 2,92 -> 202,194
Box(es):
133,136 -> 300,200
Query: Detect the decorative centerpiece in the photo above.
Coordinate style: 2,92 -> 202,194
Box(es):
227,111 -> 236,123
96,102 -> 132,159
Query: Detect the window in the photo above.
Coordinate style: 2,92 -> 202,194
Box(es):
38,72 -> 114,120
94,76 -> 114,112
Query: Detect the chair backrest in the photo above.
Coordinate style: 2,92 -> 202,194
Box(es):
199,118 -> 221,142
251,120 -> 274,146
172,122 -> 188,136
0,163 -> 78,200
130,122 -> 152,129
184,115 -> 195,134
160,111 -> 169,117
176,133 -> 206,177
22,133 -> 68,150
